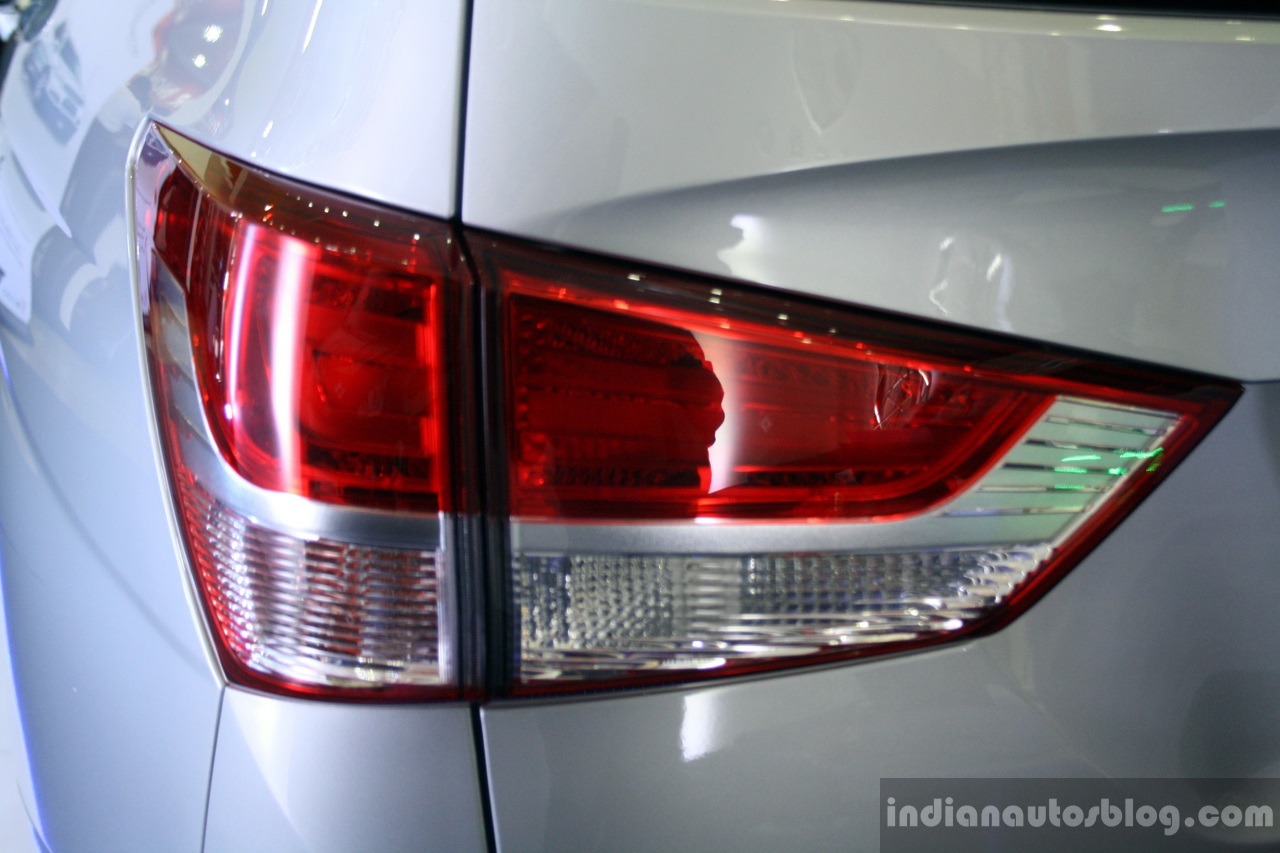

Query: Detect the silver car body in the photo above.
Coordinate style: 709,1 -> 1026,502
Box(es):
1,0 -> 1279,850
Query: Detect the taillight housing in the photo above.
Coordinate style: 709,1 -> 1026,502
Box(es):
473,238 -> 1237,692
135,124 -> 470,700
134,123 -> 1239,700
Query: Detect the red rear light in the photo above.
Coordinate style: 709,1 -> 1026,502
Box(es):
134,124 -> 1240,700
503,271 -> 1050,520
136,125 -> 469,700
152,142 -> 454,512
473,236 -> 1238,692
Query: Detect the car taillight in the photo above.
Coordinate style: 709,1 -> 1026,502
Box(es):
134,124 -> 1239,700
135,124 -> 470,699
471,238 -> 1236,691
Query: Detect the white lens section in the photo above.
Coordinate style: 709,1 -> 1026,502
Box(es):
942,399 -> 1177,519
518,547 -> 1047,679
514,398 -> 1179,682
177,473 -> 448,688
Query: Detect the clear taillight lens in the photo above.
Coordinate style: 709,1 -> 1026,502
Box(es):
472,237 -> 1236,692
135,124 -> 467,699
134,124 -> 1238,700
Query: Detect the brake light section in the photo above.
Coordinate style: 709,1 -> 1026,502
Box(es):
151,135 -> 451,512
134,123 -> 1238,700
503,270 -> 1050,520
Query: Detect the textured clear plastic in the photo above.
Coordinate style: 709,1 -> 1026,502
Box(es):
510,395 -> 1186,685
518,547 -> 1046,679
176,473 -> 446,689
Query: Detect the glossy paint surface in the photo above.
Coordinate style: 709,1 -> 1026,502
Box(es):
0,3 -> 222,839
0,545 -> 41,853
511,129 -> 1280,381
464,0 -> 1280,379
0,0 -> 470,848
148,0 -> 467,218
205,690 -> 488,853
482,381 -> 1280,852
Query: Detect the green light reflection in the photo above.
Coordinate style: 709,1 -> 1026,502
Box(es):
1160,202 -> 1225,214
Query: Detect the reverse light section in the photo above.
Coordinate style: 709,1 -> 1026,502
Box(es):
473,238 -> 1232,690
176,473 -> 444,692
135,124 -> 463,699
512,398 -> 1177,683
517,547 -> 1048,678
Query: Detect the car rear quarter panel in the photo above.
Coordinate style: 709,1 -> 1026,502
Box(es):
0,0 -> 472,849
463,0 -> 1280,380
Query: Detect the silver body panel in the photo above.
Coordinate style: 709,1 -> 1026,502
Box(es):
204,690 -> 488,853
463,0 -> 1280,380
0,0 -> 474,850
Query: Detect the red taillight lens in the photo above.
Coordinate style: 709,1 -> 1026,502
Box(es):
153,145 -> 453,512
503,271 -> 1050,520
135,124 -> 1240,700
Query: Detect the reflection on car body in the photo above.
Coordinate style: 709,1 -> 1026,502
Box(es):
21,21 -> 81,143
